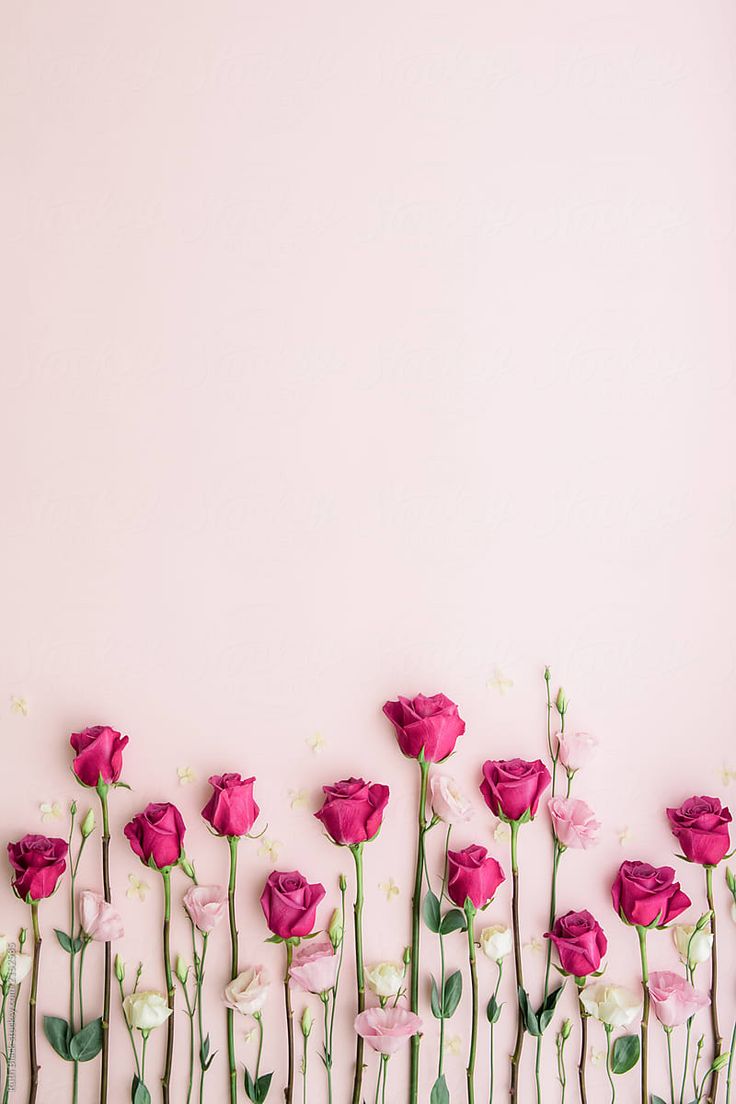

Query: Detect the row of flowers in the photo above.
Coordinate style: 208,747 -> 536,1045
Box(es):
1,677 -> 734,1104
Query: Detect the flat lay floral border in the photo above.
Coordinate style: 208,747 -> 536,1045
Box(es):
1,671 -> 734,1104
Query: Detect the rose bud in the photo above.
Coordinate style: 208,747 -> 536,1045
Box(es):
260,870 -> 326,940
124,803 -> 186,871
314,778 -> 389,846
648,971 -> 710,1028
79,890 -> 124,941
183,884 -> 228,934
354,1007 -> 423,1055
447,845 -> 505,910
123,990 -> 172,1032
666,796 -> 732,867
545,909 -> 607,978
70,725 -> 129,788
289,936 -> 339,995
612,861 -> 691,928
7,834 -> 68,902
382,693 -> 465,763
480,759 -> 551,823
224,967 -> 270,1016
201,774 -> 259,839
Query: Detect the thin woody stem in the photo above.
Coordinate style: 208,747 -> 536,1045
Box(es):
28,904 -> 41,1104
705,866 -> 722,1104
98,787 -> 111,1104
509,820 -> 524,1104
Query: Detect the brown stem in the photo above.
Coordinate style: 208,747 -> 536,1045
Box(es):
28,904 -> 41,1104
577,991 -> 588,1104
284,943 -> 295,1104
99,790 -> 111,1104
706,866 -> 722,1104
509,822 -> 524,1103
637,926 -> 649,1104
350,844 -> 366,1104
161,870 -> 174,1104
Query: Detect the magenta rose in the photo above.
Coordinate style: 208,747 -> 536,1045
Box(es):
382,693 -> 465,763
8,834 -> 68,902
480,758 -> 551,822
666,796 -> 732,867
314,777 -> 390,846
545,909 -> 607,978
612,861 -> 691,928
447,844 -> 505,910
70,725 -> 129,788
124,802 -> 186,871
202,773 -> 259,838
260,870 -> 326,940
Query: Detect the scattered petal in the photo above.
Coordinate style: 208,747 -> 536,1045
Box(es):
617,826 -> 633,846
493,821 -> 511,844
258,838 -> 282,863
379,878 -> 400,902
445,1034 -> 462,1056
126,875 -> 150,902
177,766 -> 197,786
590,1049 -> 605,1067
524,936 -> 544,955
487,668 -> 514,694
721,767 -> 736,786
306,732 -> 326,754
10,696 -> 28,716
288,789 -> 308,811
39,801 -> 63,822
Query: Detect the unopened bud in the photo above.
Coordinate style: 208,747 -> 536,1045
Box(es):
70,800 -> 78,817
403,946 -> 411,968
555,688 -> 567,715
561,1018 -> 572,1040
114,955 -> 125,982
328,909 -> 343,950
179,856 -> 195,880
175,956 -> 189,985
80,809 -> 95,838
695,910 -> 713,932
338,873 -> 347,893
301,1007 -> 313,1037
18,928 -> 27,950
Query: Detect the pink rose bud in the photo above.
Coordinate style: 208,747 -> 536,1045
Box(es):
314,777 -> 390,846
382,693 -> 465,763
648,970 -> 710,1028
480,759 -> 551,823
611,861 -> 691,928
555,731 -> 598,772
447,845 -> 505,910
70,726 -> 129,788
666,796 -> 732,867
548,797 -> 601,850
260,870 -> 326,940
201,774 -> 259,838
354,1006 -> 423,1055
183,884 -> 228,933
7,834 -> 68,902
124,802 -> 186,871
429,774 -> 473,824
79,890 -> 124,941
545,909 -> 607,978
289,935 -> 339,994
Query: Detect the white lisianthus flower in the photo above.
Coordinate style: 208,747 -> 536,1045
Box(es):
673,924 -> 713,968
429,774 -> 473,824
480,925 -> 513,963
123,991 -> 172,1032
224,967 -> 270,1016
365,962 -> 404,999
580,983 -> 642,1028
0,935 -> 32,985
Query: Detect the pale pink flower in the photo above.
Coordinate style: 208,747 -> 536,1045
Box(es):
224,967 -> 270,1015
648,971 -> 709,1028
183,884 -> 228,933
354,1006 -> 423,1055
289,936 -> 339,995
548,797 -> 601,850
79,890 -> 124,941
556,731 -> 599,772
429,774 -> 473,824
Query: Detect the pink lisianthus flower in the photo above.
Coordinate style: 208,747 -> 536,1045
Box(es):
354,1006 -> 423,1055
548,797 -> 601,850
183,884 -> 228,933
289,935 -> 339,995
648,971 -> 710,1028
79,890 -> 124,941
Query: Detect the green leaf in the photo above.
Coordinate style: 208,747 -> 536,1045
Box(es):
612,1034 -> 640,1074
70,1018 -> 103,1062
132,1076 -> 151,1104
255,1072 -> 273,1102
244,1068 -> 256,1101
423,891 -> 441,934
439,909 -> 467,935
650,1096 -> 667,1104
430,976 -> 442,1019
442,970 -> 463,1018
517,988 -> 540,1036
430,1075 -> 450,1104
486,995 -> 502,1023
264,934 -> 283,944
43,1016 -> 71,1060
54,929 -> 76,954
536,984 -> 565,1034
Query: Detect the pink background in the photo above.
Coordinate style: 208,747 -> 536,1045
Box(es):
2,2 -> 736,1100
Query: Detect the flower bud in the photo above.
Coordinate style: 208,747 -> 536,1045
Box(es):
70,800 -> 78,817
0,956 -> 10,983
300,1007 -> 313,1037
18,928 -> 26,950
80,809 -> 95,838
555,688 -> 567,716
114,954 -> 125,982
560,1018 -> 573,1040
673,923 -> 713,967
179,856 -> 195,880
327,909 -> 343,950
338,873 -> 347,893
175,956 -> 189,985
403,946 -> 411,968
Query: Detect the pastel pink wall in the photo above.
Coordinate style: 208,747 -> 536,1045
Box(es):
2,2 -> 736,1101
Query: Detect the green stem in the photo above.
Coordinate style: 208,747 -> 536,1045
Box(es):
28,903 -> 41,1104
328,879 -> 346,1058
302,1016 -> 308,1104
509,820 -> 524,1104
322,994 -> 333,1104
465,903 -> 478,1104
681,1018 -> 693,1104
98,787 -> 111,1104
285,942 -> 295,1104
438,825 -> 452,1078
255,1012 -> 264,1081
409,759 -> 429,1104
489,962 -> 502,1104
725,1018 -> 736,1103
197,930 -> 208,1104
141,1032 -> 149,1088
604,1026 -> 616,1103
227,836 -> 239,1104
381,1056 -> 389,1104
705,866 -> 722,1104
117,976 -> 141,1080
183,977 -> 196,1104
637,926 -> 649,1104
68,809 -> 80,1104
351,844 -> 366,1104
78,939 -> 88,1028
665,1027 -> 676,1104
161,870 -> 174,1104
556,1033 -> 567,1104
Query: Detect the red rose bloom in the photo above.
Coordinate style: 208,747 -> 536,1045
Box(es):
124,802 -> 186,871
382,694 -> 465,763
70,725 -> 128,788
8,834 -> 68,902
480,759 -> 551,822
666,796 -> 731,867
612,861 -> 691,928
447,844 -> 505,910
314,777 -> 390,846
202,774 -> 259,838
260,870 -> 326,940
546,909 -> 607,978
